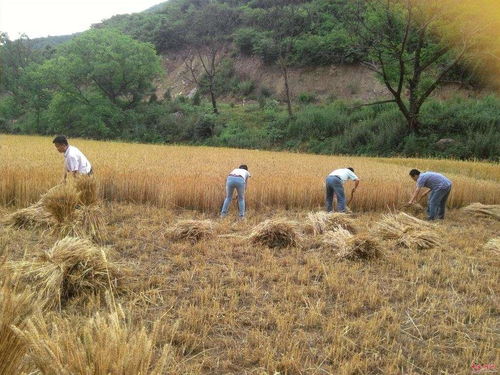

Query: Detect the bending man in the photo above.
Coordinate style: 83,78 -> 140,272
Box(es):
325,167 -> 359,213
408,169 -> 452,220
53,135 -> 93,181
221,165 -> 251,218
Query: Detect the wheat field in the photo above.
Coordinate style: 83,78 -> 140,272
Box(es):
1,134 -> 499,211
1,134 -> 499,374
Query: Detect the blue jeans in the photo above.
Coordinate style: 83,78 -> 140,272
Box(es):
427,186 -> 451,220
325,175 -> 346,213
221,176 -> 246,217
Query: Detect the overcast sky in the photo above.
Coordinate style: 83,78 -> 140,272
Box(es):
0,0 -> 164,39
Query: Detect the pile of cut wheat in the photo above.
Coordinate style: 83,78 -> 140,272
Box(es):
462,203 -> 500,220
168,219 -> 215,243
13,307 -> 170,375
375,212 -> 440,249
305,212 -> 357,235
8,237 -> 125,310
250,219 -> 302,248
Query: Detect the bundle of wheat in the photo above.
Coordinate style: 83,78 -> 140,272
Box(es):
462,203 -> 500,220
8,237 -> 125,310
305,212 -> 357,235
250,219 -> 302,248
321,226 -> 353,252
0,282 -> 35,374
42,183 -> 80,223
340,234 -> 382,261
56,205 -> 108,243
3,201 -> 55,229
74,175 -> 98,206
400,202 -> 425,216
169,219 -> 215,243
396,230 -> 441,250
375,212 -> 440,250
321,227 -> 381,260
13,307 -> 171,375
483,238 -> 500,253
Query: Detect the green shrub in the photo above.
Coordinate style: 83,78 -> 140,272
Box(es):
298,92 -> 317,104
237,80 -> 255,96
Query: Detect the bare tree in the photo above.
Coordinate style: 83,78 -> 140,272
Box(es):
182,3 -> 240,114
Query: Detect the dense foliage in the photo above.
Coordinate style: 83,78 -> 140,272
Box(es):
0,0 -> 498,160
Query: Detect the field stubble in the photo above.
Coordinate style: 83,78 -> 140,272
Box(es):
0,203 -> 499,374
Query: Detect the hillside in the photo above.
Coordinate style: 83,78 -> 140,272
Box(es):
158,51 -> 479,102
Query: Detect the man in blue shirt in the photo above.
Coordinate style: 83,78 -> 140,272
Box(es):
408,169 -> 452,220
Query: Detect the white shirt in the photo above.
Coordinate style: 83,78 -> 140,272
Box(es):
328,168 -> 359,184
229,168 -> 251,182
64,145 -> 92,174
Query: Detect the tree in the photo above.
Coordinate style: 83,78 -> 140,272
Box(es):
348,0 -> 471,133
250,2 -> 313,117
53,29 -> 161,110
0,34 -> 39,98
31,29 -> 162,136
182,3 -> 240,115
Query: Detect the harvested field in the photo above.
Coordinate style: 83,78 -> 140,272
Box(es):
0,136 -> 499,374
0,203 -> 499,374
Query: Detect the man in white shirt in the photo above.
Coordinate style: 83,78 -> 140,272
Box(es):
221,164 -> 251,218
325,167 -> 360,213
53,135 -> 93,181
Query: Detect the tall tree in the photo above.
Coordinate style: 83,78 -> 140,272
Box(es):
251,2 -> 313,117
348,0 -> 472,133
182,3 -> 240,115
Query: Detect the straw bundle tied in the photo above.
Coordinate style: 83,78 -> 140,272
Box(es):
400,203 -> 425,216
3,179 -> 106,241
483,238 -> 500,253
169,219 -> 215,243
8,237 -> 125,310
322,227 -> 382,260
305,212 -> 357,235
0,282 -> 35,374
375,212 -> 440,250
250,219 -> 302,248
462,203 -> 500,220
2,201 -> 55,229
12,307 -> 171,375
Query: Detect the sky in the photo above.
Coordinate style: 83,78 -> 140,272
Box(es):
0,0 -> 164,39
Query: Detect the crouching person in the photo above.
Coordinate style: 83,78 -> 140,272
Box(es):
408,169 -> 452,220
53,135 -> 93,182
221,165 -> 251,218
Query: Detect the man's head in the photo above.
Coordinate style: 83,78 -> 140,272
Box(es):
347,167 -> 354,173
239,164 -> 248,171
409,169 -> 421,181
53,135 -> 69,153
